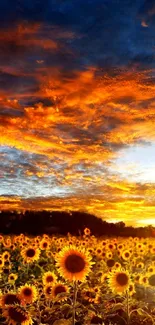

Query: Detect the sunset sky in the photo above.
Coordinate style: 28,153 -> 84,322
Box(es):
0,0 -> 155,226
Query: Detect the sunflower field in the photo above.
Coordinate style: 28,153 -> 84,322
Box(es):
1,229 -> 155,325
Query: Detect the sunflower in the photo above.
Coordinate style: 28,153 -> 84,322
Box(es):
56,246 -> 93,282
134,274 -> 141,284
106,243 -> 114,252
101,273 -> 108,283
18,284 -> 38,304
128,283 -> 136,296
4,238 -> 12,248
44,285 -> 53,299
108,269 -> 130,294
42,271 -> 57,285
84,228 -> 91,236
8,273 -> 18,284
150,247 -> 155,254
140,275 -> 148,286
51,282 -> 69,301
147,266 -> 155,273
82,288 -> 97,303
21,246 -> 40,263
39,238 -> 51,250
3,305 -> 33,325
106,259 -> 115,268
106,252 -> 113,259
1,292 -> 22,308
136,262 -> 144,269
121,250 -> 131,261
2,251 -> 11,260
0,257 -> 4,268
117,244 -> 124,251
101,240 -> 107,247
95,247 -> 102,256
114,262 -> 121,269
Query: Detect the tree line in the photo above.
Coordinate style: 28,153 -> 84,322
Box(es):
0,210 -> 154,237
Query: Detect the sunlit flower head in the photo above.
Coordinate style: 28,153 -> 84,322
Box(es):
121,250 -> 131,261
56,245 -> 93,282
51,282 -> 69,301
84,228 -> 91,236
18,284 -> 38,304
1,292 -> 22,308
21,246 -> 40,263
134,274 -> 141,284
44,284 -> 52,299
42,271 -> 57,285
39,238 -> 51,250
82,288 -> 98,303
8,273 -> 18,284
136,262 -> 144,269
128,283 -> 136,296
114,262 -> 121,270
139,275 -> 148,287
108,269 -> 130,295
2,251 -> 11,260
3,305 -> 33,325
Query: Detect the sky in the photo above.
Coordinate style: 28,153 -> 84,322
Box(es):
0,0 -> 155,226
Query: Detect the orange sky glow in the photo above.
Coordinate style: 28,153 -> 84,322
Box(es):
1,20 -> 155,227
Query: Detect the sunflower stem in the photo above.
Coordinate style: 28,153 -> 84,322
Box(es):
72,280 -> 78,325
126,290 -> 129,325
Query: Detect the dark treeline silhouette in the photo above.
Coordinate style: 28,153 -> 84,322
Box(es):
0,210 -> 155,237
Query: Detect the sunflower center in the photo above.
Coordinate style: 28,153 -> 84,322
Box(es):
54,285 -> 66,295
148,274 -> 155,286
5,294 -> 21,305
8,306 -> 28,322
26,249 -> 35,257
107,259 -> 115,267
43,242 -> 48,248
46,275 -> 54,282
23,288 -> 32,296
91,315 -> 102,324
116,273 -> 129,286
85,290 -> 95,298
65,254 -> 85,273
10,276 -> 15,280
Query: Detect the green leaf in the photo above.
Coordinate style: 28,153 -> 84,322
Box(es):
112,303 -> 125,311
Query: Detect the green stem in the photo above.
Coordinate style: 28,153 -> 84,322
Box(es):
72,280 -> 78,325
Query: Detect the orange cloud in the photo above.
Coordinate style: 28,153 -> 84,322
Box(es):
1,180 -> 155,226
1,45 -> 155,225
